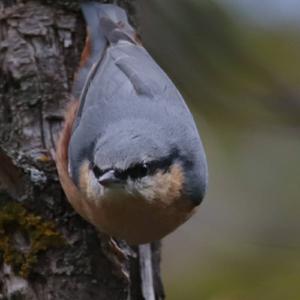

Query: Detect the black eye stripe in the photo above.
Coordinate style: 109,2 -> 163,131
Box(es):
115,170 -> 128,180
92,164 -> 104,178
91,149 -> 179,181
146,158 -> 173,174
127,164 -> 148,179
116,158 -> 173,180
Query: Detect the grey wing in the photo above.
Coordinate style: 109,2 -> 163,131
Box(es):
73,3 -> 137,112
69,41 -> 201,182
78,42 -> 197,129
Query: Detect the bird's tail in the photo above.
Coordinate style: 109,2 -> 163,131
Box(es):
72,3 -> 137,98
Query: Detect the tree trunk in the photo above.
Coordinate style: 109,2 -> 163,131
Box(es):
0,1 -> 164,299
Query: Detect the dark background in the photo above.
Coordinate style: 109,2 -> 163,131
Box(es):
138,1 -> 300,299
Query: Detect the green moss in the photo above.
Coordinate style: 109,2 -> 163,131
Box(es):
0,202 -> 64,278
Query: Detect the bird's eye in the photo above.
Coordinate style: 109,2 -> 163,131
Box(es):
92,164 -> 103,178
115,170 -> 127,181
127,163 -> 148,179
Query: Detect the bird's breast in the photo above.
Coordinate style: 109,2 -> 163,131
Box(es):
84,189 -> 196,245
77,161 -> 197,244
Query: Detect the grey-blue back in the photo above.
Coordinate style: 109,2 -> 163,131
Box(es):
69,4 -> 208,201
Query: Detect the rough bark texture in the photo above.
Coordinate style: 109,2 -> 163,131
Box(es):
0,1 -> 164,299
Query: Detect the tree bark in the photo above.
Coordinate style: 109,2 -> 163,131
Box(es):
0,1 -> 164,299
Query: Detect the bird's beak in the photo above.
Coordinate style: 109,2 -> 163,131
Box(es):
98,170 -> 120,187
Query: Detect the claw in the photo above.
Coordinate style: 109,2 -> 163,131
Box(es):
100,234 -> 130,282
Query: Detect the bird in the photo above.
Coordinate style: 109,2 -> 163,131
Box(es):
56,2 -> 208,245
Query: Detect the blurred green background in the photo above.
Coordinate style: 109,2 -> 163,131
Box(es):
138,1 -> 300,299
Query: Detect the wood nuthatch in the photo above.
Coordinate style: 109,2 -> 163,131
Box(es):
56,3 -> 208,245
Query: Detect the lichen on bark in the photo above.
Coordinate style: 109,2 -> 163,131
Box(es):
0,200 -> 64,278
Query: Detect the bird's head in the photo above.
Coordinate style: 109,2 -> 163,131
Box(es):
77,124 -> 207,208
